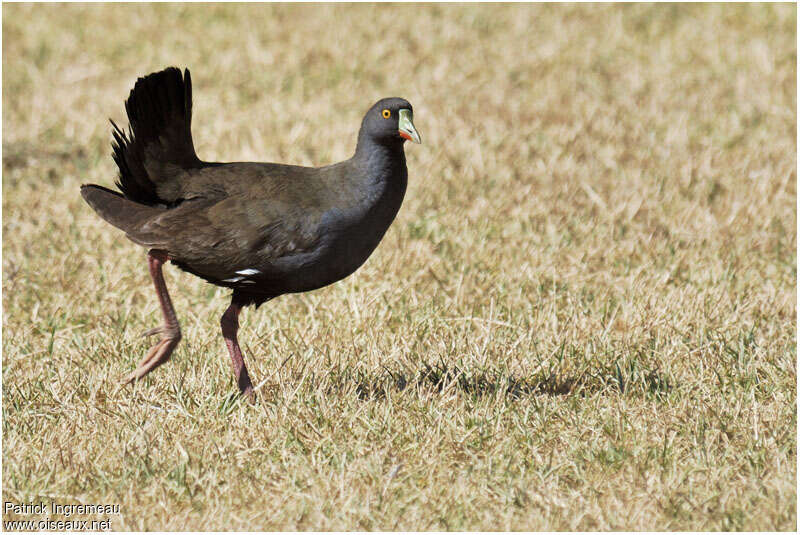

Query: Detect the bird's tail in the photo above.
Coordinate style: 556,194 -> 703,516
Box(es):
80,184 -> 166,246
111,67 -> 200,206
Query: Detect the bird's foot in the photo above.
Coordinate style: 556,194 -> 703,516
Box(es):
242,384 -> 256,405
237,369 -> 256,404
120,330 -> 181,385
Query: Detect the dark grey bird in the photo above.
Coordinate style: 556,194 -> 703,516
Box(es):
81,67 -> 421,401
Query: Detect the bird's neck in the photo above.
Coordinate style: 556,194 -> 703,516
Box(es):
349,135 -> 408,219
353,135 -> 407,189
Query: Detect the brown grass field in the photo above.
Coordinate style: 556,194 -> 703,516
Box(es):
2,3 -> 796,531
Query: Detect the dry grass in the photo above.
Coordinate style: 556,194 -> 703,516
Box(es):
2,3 -> 796,531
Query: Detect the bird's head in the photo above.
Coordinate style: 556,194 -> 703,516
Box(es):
360,97 -> 421,146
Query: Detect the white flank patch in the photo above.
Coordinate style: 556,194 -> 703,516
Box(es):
236,268 -> 260,276
223,276 -> 244,283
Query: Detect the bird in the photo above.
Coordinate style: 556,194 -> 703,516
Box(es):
81,67 -> 420,402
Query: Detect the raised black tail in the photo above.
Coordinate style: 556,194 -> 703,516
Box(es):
112,67 -> 201,206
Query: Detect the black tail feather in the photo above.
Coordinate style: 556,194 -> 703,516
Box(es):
112,67 -> 201,206
111,119 -> 155,204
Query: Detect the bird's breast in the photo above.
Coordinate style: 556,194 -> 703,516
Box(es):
229,161 -> 408,296
281,175 -> 407,293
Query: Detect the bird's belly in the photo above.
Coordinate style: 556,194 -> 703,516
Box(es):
266,229 -> 387,294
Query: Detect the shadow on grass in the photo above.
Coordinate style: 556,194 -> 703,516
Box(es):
336,361 -> 672,401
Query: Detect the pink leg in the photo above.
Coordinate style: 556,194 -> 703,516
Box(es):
121,250 -> 182,384
220,302 -> 255,402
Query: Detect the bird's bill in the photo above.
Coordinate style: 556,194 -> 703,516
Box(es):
398,109 -> 421,143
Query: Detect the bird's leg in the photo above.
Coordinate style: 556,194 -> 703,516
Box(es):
220,302 -> 255,403
121,250 -> 182,385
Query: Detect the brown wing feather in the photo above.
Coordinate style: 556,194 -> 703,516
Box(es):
135,192 -> 323,282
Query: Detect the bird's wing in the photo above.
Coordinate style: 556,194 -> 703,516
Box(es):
133,193 -> 326,281
119,160 -> 354,283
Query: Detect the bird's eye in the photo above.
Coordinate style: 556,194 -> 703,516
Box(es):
382,109 -> 391,119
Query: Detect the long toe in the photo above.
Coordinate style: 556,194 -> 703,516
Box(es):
140,326 -> 165,338
120,337 -> 178,385
120,341 -> 165,384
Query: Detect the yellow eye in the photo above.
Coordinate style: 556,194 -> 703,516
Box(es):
382,109 -> 391,119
